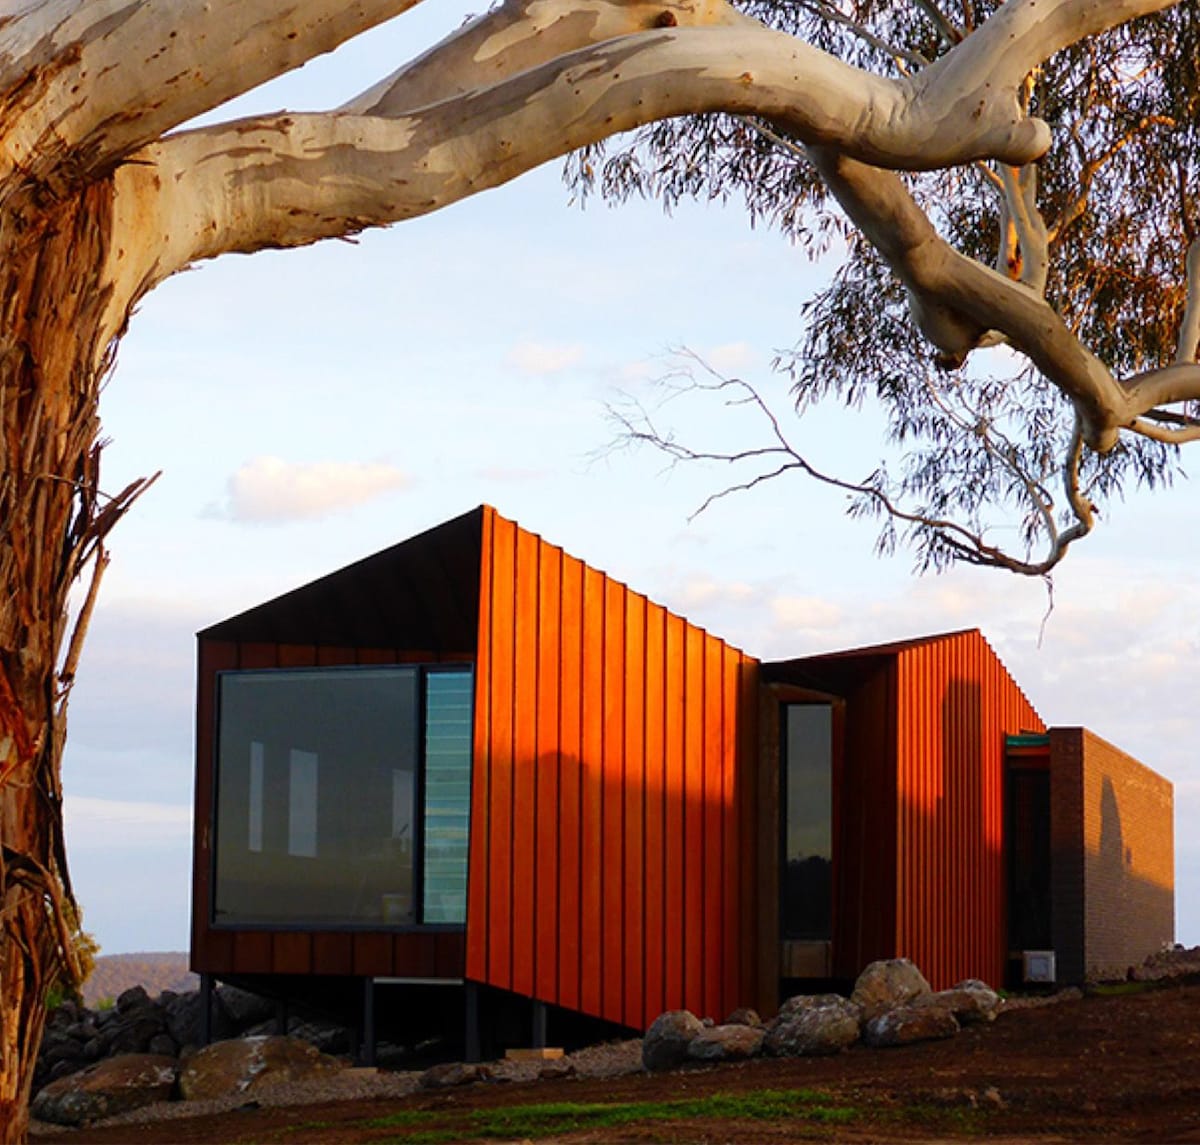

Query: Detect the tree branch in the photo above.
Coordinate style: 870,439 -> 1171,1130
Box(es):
0,0 -> 421,193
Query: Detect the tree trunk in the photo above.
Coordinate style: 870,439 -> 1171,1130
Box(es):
0,181 -> 146,1142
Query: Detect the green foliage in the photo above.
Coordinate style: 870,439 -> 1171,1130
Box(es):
571,3 -> 1200,572
95,995 -> 115,1012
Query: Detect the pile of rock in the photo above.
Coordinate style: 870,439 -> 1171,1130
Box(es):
642,958 -> 1001,1071
32,983 -> 359,1127
32,1034 -> 350,1127
36,983 -> 352,1095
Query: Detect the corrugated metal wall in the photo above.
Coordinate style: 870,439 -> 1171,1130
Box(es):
893,631 -> 1044,989
467,508 -> 760,1030
191,639 -> 468,979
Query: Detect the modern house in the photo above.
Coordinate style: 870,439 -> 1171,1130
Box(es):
191,506 -> 1174,1051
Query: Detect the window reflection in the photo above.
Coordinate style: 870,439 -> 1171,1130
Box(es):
782,704 -> 833,940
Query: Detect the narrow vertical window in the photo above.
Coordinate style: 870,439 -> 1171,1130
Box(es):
422,670 -> 473,923
288,749 -> 318,858
248,741 -> 264,853
782,704 -> 833,940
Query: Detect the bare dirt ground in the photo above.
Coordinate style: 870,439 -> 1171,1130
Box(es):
31,978 -> 1200,1143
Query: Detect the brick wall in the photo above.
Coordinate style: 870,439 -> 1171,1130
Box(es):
1050,728 -> 1174,981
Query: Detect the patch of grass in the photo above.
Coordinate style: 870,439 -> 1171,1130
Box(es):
1088,981 -> 1155,997
468,1088 -> 857,1139
322,1088 -> 859,1141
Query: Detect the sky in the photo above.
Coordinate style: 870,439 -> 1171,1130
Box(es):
59,3 -> 1198,959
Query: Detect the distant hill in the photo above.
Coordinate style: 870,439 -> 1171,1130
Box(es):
82,952 -> 197,1008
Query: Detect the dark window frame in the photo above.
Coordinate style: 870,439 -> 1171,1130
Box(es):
209,661 -> 473,933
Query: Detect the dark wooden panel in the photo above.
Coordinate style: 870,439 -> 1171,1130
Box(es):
433,931 -> 468,978
510,526 -> 540,998
534,543 -> 562,1004
233,931 -> 272,974
313,933 -> 354,976
357,647 -> 400,665
273,932 -> 313,975
191,928 -> 234,975
238,642 -> 279,670
601,576 -> 625,1021
277,644 -> 317,668
393,933 -> 438,977
352,933 -> 393,977
316,646 -> 357,667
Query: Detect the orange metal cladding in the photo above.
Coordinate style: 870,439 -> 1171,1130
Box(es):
893,631 -> 1044,989
467,508 -> 760,1030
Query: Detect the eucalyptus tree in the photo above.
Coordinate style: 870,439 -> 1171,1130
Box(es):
585,1 -> 1200,573
0,0 -> 1186,1133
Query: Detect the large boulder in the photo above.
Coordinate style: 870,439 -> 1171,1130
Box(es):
863,999 -> 960,1047
31,1054 -> 177,1126
686,1024 -> 765,1062
178,1035 -> 343,1101
850,959 -> 932,1021
935,980 -> 1002,1025
642,1010 -> 704,1071
764,994 -> 862,1057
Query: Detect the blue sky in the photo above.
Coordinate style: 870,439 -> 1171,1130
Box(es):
60,5 -> 1198,957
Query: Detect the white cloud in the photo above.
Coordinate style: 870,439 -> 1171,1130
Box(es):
506,340 -> 585,375
220,456 -> 411,522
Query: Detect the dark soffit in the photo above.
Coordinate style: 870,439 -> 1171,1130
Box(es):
198,506 -> 486,652
761,627 -> 982,692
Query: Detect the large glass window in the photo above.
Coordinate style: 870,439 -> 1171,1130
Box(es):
782,704 -> 833,940
213,665 -> 472,928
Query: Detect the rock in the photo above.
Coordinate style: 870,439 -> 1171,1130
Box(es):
31,1054 -> 177,1126
165,989 -> 234,1046
642,1010 -> 704,1071
107,1012 -> 167,1056
115,986 -> 151,1015
420,1061 -> 493,1088
850,959 -> 932,1021
686,1024 -> 765,1061
216,985 -> 276,1030
723,1007 -> 762,1028
936,980 -> 1001,1024
765,994 -> 862,1057
178,1036 -> 343,1101
863,1000 -> 959,1047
